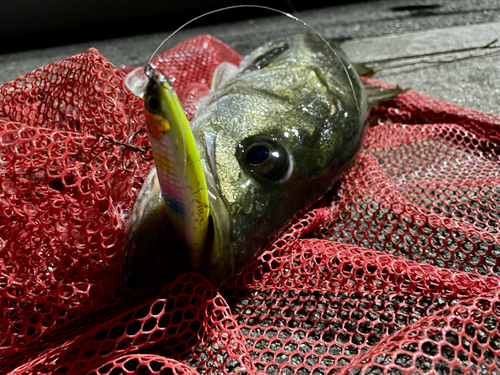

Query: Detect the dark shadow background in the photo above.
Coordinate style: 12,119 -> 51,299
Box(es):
1,0 -> 358,53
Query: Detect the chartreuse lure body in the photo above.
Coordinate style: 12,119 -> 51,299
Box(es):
141,67 -> 209,271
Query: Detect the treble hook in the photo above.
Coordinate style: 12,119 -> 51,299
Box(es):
98,130 -> 153,172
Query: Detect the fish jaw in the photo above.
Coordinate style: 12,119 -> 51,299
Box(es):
123,164 -> 233,287
123,167 -> 168,288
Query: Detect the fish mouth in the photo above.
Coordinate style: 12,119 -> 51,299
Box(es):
123,213 -> 219,292
123,167 -> 232,291
157,210 -> 230,287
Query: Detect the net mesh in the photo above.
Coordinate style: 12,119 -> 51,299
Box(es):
1,34 -> 500,375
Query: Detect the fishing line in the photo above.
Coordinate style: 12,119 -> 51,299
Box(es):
375,48 -> 500,78
148,5 -> 363,119
372,41 -> 500,72
356,38 -> 499,66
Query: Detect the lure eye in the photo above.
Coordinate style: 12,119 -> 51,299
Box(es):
146,95 -> 160,113
241,139 -> 291,182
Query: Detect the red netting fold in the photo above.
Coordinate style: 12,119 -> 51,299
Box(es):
1,34 -> 500,375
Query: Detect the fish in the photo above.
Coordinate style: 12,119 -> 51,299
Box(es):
123,33 -> 401,289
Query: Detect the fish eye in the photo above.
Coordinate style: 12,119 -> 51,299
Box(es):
246,144 -> 271,166
145,95 -> 160,113
242,139 -> 291,182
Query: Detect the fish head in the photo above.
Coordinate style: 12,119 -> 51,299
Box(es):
191,34 -> 368,284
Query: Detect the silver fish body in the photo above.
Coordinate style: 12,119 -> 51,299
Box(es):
124,33 -> 369,288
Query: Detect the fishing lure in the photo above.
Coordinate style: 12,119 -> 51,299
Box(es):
124,63 -> 209,272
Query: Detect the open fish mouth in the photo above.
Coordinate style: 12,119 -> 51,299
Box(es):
122,160 -> 242,290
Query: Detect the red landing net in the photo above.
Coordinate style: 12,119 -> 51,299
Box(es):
0,34 -> 500,375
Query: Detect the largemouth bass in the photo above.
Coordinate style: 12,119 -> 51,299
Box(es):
124,33 -> 394,288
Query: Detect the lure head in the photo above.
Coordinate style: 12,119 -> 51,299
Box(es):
142,68 -> 172,139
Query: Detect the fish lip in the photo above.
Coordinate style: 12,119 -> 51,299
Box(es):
204,134 -> 222,200
199,160 -> 234,286
197,131 -> 236,285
